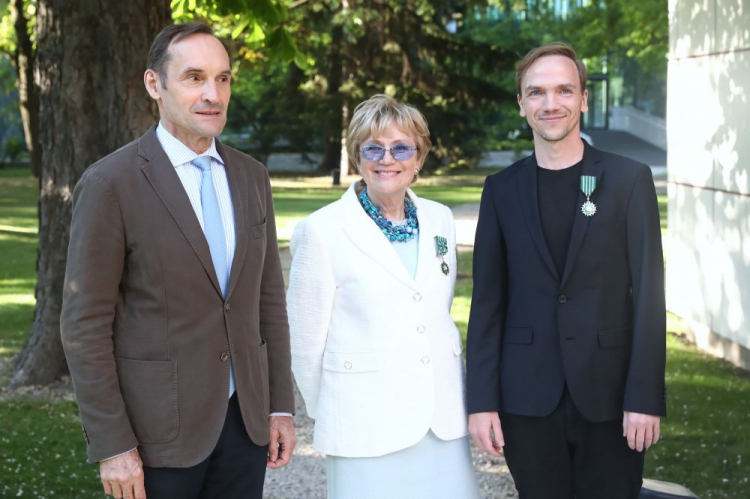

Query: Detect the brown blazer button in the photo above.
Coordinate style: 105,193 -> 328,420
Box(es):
225,303 -> 231,311
220,352 -> 230,362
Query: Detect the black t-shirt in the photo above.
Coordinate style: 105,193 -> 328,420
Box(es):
537,160 -> 583,279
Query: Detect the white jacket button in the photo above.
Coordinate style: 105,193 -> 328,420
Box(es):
344,361 -> 352,370
413,292 -> 422,302
421,356 -> 430,364
416,325 -> 425,333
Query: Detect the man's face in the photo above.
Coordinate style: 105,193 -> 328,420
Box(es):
145,34 -> 231,151
517,55 -> 588,144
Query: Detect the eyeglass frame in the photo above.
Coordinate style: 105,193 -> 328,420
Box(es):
359,143 -> 419,162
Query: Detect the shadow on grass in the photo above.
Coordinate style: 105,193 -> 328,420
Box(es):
0,301 -> 35,357
0,228 -> 37,238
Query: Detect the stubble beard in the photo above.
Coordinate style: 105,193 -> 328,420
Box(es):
534,112 -> 580,143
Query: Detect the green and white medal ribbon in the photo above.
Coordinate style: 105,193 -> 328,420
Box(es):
434,235 -> 449,275
580,175 -> 597,217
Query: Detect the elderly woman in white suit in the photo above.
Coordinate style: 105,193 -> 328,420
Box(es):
287,94 -> 480,498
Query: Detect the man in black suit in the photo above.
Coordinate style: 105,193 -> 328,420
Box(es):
466,43 -> 666,498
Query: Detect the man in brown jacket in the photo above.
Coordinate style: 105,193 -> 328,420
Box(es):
61,23 -> 296,499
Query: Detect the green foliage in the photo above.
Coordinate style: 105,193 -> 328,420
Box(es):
0,56 -> 23,155
216,1 -> 521,169
0,0 -> 671,180
0,0 -> 16,58
0,134 -> 25,160
470,0 -> 669,116
171,0 -> 302,65
0,0 -> 37,60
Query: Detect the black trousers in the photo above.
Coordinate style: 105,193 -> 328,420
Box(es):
143,393 -> 268,499
501,387 -> 645,499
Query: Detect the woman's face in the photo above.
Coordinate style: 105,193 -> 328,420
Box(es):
358,122 -> 419,203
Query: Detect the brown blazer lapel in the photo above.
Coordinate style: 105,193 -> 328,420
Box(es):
137,126 -> 224,297
559,142 -> 605,289
216,140 -> 248,299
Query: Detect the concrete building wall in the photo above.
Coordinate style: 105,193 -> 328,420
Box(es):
667,0 -> 750,368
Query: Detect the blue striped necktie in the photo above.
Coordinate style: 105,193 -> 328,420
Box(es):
192,156 -> 235,397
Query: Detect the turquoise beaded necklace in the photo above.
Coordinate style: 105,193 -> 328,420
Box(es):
359,187 -> 419,242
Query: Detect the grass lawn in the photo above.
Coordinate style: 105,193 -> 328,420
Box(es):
0,168 -> 747,498
0,169 -> 38,362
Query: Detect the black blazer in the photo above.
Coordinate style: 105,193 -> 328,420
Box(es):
466,142 -> 666,422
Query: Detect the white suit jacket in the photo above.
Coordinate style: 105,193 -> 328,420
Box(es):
287,182 -> 467,457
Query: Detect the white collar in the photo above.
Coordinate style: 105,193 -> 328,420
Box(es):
155,122 -> 223,168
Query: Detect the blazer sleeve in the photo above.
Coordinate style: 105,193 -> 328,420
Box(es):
258,171 -> 296,414
287,217 -> 336,419
60,171 -> 139,463
623,165 -> 667,416
466,176 -> 508,414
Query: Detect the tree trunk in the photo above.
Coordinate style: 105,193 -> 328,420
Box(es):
9,0 -> 41,179
342,97 -> 355,175
11,0 -> 171,387
319,18 -> 343,172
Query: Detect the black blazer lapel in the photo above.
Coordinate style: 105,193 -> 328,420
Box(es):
516,154 -> 560,282
217,141 -> 248,300
138,126 -> 224,298
559,142 -> 605,289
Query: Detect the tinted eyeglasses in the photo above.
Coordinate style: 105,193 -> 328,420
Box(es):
360,143 -> 418,162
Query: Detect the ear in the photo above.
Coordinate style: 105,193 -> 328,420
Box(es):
517,93 -> 526,118
580,88 -> 589,114
144,69 -> 162,100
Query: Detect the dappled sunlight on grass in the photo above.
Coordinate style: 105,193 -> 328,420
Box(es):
0,346 -> 17,356
0,208 -> 39,231
0,231 -> 38,245
0,278 -> 36,294
0,294 -> 36,305
0,171 -> 39,362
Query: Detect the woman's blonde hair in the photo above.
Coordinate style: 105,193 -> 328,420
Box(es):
346,94 -> 432,177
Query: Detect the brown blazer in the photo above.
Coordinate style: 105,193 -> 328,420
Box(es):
60,126 -> 294,467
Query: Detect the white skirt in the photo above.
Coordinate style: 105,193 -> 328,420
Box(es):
326,430 -> 481,499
